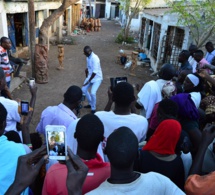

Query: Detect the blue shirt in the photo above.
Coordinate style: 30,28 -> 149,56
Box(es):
205,50 -> 215,64
0,135 -> 27,194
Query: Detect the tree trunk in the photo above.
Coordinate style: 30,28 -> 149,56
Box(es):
35,0 -> 78,84
124,16 -> 132,40
28,0 -> 36,78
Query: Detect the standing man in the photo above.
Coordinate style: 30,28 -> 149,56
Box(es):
205,42 -> 215,64
0,37 -> 13,88
82,46 -> 103,114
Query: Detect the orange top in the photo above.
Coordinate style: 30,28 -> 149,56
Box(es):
185,172 -> 215,195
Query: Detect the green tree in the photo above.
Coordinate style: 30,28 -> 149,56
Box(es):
166,0 -> 215,47
119,0 -> 151,41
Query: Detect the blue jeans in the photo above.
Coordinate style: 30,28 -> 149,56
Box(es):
82,80 -> 102,110
6,81 -> 10,88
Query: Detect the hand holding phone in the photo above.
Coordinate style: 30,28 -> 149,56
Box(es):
21,101 -> 29,116
46,125 -> 67,160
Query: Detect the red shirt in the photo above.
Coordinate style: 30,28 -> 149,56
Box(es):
42,153 -> 110,195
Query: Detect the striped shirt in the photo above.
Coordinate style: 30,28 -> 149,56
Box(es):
0,46 -> 12,82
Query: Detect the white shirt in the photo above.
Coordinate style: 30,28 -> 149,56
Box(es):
36,103 -> 77,137
138,80 -> 162,119
188,56 -> 197,73
205,50 -> 215,64
0,96 -> 20,132
86,172 -> 185,195
67,111 -> 148,161
156,79 -> 168,91
86,52 -> 103,83
95,111 -> 148,143
190,92 -> 201,108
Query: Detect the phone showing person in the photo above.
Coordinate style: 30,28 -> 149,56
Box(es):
21,101 -> 29,116
45,125 -> 67,160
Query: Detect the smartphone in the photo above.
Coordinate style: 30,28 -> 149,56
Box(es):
21,101 -> 29,115
115,77 -> 127,84
45,125 -> 67,160
110,77 -> 127,91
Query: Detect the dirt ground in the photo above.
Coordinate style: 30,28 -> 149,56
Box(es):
12,19 -> 155,132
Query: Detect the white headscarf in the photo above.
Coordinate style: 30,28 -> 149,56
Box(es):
187,74 -> 199,87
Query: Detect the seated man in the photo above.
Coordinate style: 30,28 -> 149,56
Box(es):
8,49 -> 28,77
42,114 -> 110,195
87,127 -> 184,194
36,85 -> 82,139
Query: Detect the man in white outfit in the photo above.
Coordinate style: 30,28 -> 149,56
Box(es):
82,46 -> 103,114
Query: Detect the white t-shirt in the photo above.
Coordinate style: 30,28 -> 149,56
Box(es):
0,96 -> 20,132
95,111 -> 148,143
86,52 -> 103,83
188,56 -> 197,73
86,172 -> 185,195
67,111 -> 148,161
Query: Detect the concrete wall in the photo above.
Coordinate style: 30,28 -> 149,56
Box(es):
4,1 -> 62,13
0,1 -> 8,36
105,0 -> 111,18
139,12 -> 190,72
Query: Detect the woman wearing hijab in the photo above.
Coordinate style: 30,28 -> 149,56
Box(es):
183,73 -> 204,108
134,119 -> 185,190
171,93 -> 202,157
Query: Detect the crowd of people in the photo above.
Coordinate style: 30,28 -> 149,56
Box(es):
1,38 -> 215,195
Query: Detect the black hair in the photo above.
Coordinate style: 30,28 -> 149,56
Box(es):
189,44 -> 198,51
0,36 -> 9,44
75,114 -> 104,151
30,133 -> 43,150
180,50 -> 190,60
84,46 -> 92,53
194,50 -> 204,57
106,126 -> 138,169
63,85 -> 82,105
112,82 -> 135,107
0,103 -> 7,135
205,41 -> 214,48
158,63 -> 176,80
157,99 -> 178,122
5,131 -> 22,143
0,103 -> 7,125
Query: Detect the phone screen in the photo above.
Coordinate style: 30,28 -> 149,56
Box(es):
115,77 -> 127,84
21,101 -> 29,115
45,125 -> 67,160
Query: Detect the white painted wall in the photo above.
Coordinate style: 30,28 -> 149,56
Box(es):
0,1 -> 8,36
105,0 -> 111,18
130,17 -> 141,31
4,2 -> 62,13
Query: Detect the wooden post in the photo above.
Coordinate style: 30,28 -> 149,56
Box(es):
28,0 -> 36,78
